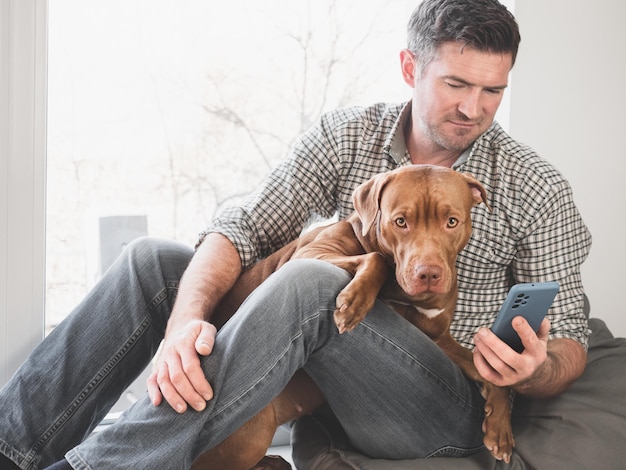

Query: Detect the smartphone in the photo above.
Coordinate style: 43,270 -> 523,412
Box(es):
490,281 -> 560,353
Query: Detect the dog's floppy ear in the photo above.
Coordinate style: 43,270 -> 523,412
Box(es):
352,172 -> 392,236
462,172 -> 492,212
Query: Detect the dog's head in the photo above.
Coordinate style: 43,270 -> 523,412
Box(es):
352,165 -> 489,298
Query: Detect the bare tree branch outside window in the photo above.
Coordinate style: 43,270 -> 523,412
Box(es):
45,0 -> 415,329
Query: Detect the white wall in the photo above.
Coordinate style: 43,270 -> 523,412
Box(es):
510,1 -> 626,336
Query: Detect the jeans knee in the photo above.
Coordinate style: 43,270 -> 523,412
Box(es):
124,236 -> 172,259
271,259 -> 352,300
232,259 -> 351,340
116,237 -> 193,283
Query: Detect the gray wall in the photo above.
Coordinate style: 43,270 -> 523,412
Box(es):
510,1 -> 626,336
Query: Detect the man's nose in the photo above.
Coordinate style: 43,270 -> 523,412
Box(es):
457,89 -> 482,120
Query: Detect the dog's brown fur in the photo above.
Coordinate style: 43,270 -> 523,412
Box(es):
192,165 -> 514,469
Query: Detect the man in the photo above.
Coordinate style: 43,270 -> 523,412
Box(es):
0,0 -> 591,468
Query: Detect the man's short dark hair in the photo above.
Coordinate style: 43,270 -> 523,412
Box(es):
407,0 -> 521,73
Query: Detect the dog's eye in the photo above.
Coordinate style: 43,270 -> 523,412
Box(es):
447,217 -> 459,228
395,217 -> 407,228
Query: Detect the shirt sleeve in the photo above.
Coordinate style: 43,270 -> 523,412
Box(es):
453,126 -> 593,349
511,171 -> 592,348
196,113 -> 342,269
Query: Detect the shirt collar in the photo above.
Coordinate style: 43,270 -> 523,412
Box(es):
385,100 -> 490,169
385,101 -> 412,164
452,146 -> 473,170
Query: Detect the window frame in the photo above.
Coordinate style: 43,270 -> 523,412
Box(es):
0,0 -> 47,386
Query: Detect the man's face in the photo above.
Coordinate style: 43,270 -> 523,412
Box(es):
401,42 -> 512,153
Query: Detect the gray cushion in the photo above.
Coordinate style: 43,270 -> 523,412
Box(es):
292,318 -> 626,469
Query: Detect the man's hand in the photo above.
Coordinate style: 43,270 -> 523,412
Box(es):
147,320 -> 217,413
145,233 -> 242,413
472,316 -> 550,388
473,316 -> 587,398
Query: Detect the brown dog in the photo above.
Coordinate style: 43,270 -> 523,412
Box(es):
192,165 -> 514,469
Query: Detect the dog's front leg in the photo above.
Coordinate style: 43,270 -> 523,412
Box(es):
481,383 -> 514,463
333,252 -> 390,333
434,333 -> 515,463
292,221 -> 391,333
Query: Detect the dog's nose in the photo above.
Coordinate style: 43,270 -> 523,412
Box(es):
415,265 -> 443,287
399,264 -> 448,296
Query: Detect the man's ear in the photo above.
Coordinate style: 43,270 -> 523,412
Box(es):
352,172 -> 393,236
400,49 -> 418,88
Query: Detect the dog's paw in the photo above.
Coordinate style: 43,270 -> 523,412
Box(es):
481,384 -> 515,463
334,287 -> 375,333
333,304 -> 362,334
483,414 -> 515,463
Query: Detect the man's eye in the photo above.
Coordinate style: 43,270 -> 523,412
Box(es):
485,88 -> 503,95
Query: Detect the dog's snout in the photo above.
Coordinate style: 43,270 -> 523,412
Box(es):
415,265 -> 443,286
396,262 -> 452,297
398,262 -> 449,297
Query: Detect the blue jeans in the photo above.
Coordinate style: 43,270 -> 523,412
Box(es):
0,237 -> 485,469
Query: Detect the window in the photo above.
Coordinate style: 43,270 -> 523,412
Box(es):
44,0 -> 419,411
2,0 -> 512,388
45,0 -> 418,331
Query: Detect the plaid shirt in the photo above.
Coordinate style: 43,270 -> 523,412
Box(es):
199,101 -> 592,349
